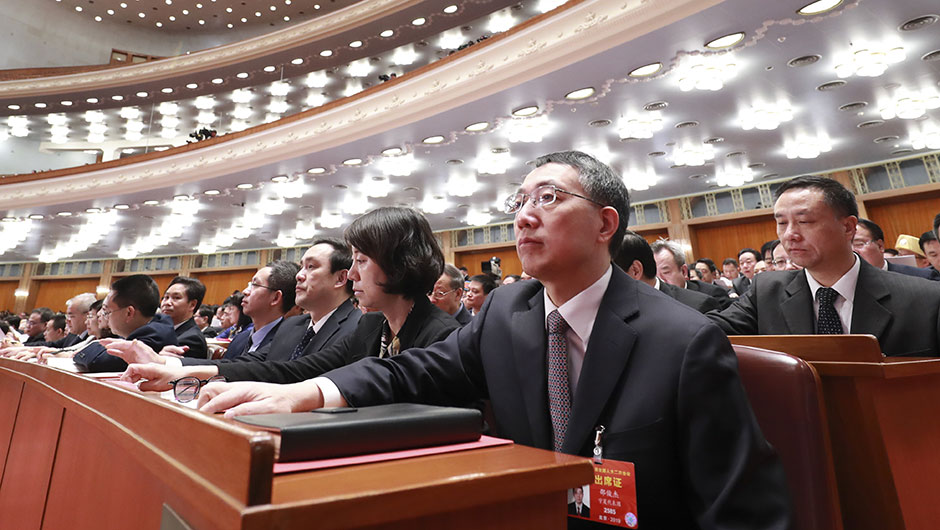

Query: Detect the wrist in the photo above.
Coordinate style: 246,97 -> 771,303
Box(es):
289,379 -> 324,412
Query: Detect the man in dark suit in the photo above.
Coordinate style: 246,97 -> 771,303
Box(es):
567,486 -> 590,518
78,274 -> 178,372
160,277 -> 209,359
195,151 -> 791,529
733,248 -> 761,295
650,239 -> 732,309
616,231 -> 720,313
21,307 -> 53,346
854,219 -> 938,280
430,263 -> 472,325
708,176 -> 940,356
219,260 -> 300,360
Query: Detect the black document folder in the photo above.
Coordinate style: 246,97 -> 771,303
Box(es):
234,403 -> 483,462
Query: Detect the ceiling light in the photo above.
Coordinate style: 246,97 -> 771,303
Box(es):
797,0 -> 842,16
232,105 -> 253,120
412,17 -> 426,25
211,78 -> 223,84
617,111 -> 664,139
346,58 -> 372,77
443,5 -> 458,13
391,45 -> 417,66
629,62 -> 663,77
319,50 -> 333,57
911,121 -> 940,150
161,87 -> 173,93
268,81 -> 290,96
380,29 -> 394,38
194,95 -> 216,109
268,99 -> 289,114
343,158 -> 363,166
834,43 -> 905,78
506,115 -> 549,143
365,177 -> 392,198
784,133 -> 833,159
204,189 -> 220,195
86,97 -> 99,103
84,110 -> 105,123
671,142 -> 716,166
231,89 -> 253,104
380,153 -> 417,176
160,116 -> 180,128
35,102 -> 47,108
46,114 -> 68,125
676,54 -> 737,91
119,107 -> 141,120
349,40 -> 363,48
879,87 -> 940,120
264,65 -> 276,73
290,58 -> 304,66
107,9 -> 114,15
305,71 -> 328,88
465,121 -> 489,132
512,105 -> 538,117
438,28 -> 466,50
305,92 -> 327,108
423,135 -> 445,144
197,111 -> 217,125
739,101 -> 794,130
186,83 -> 198,89
236,72 -> 249,79
236,183 -> 254,190
382,147 -> 403,156
715,164 -> 755,187
114,204 -> 130,210
230,119 -> 249,132
487,9 -> 515,33
621,165 -> 658,191
111,95 -> 124,101
57,211 -> 73,216
319,212 -> 344,229
307,167 -> 326,174
565,87 -> 595,100
169,15 -> 176,21
465,209 -> 492,226
705,32 -> 745,49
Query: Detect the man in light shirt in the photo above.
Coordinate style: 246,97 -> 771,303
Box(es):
708,176 -> 940,356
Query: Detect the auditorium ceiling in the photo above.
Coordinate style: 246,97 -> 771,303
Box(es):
0,0 -> 938,262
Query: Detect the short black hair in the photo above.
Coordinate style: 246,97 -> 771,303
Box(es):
884,248 -> 899,256
857,218 -> 885,242
197,305 -> 215,320
774,175 -> 859,218
738,248 -> 761,262
695,258 -> 719,274
345,207 -> 444,300
168,276 -> 206,307
5,315 -> 20,329
50,313 -> 67,332
111,274 -> 160,317
760,240 -> 779,260
31,307 -> 54,322
310,236 -> 353,295
534,150 -> 631,257
89,299 -> 104,313
919,230 -> 938,252
615,231 -> 656,280
222,292 -> 251,328
265,260 -> 301,313
933,212 -> 940,236
722,258 -> 739,268
469,274 -> 499,294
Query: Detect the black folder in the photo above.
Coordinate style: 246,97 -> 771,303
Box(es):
234,403 -> 483,462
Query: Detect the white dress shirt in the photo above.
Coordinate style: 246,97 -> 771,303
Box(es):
804,255 -> 860,334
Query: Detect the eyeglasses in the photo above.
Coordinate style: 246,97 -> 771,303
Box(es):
430,287 -> 463,299
852,239 -> 875,250
504,184 -> 604,215
772,259 -> 794,268
246,281 -> 277,292
169,375 -> 226,403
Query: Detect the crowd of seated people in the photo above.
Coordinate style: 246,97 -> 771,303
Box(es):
5,149 -> 940,528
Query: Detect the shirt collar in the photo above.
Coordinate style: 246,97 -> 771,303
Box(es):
804,255 -> 860,303
251,316 -> 282,344
543,265 -> 613,347
311,306 -> 338,333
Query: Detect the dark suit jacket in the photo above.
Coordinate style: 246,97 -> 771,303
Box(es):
567,502 -> 590,518
707,259 -> 940,356
685,279 -> 733,309
222,323 -> 256,360
186,299 -> 361,367
886,260 -> 940,280
48,332 -> 84,349
326,268 -> 791,528
74,317 -> 179,372
218,297 -> 457,383
23,334 -> 46,346
659,281 -> 721,313
452,304 -> 472,326
732,275 -> 751,296
174,318 -> 208,359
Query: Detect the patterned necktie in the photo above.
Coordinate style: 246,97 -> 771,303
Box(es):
816,287 -> 843,334
547,309 -> 571,452
289,326 -> 316,360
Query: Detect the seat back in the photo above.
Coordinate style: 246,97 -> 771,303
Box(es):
734,344 -> 843,530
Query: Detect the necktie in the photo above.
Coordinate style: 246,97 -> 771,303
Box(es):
547,309 -> 571,452
816,287 -> 843,334
289,326 -> 316,360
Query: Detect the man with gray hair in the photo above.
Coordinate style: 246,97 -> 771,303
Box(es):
53,292 -> 97,347
429,263 -> 472,325
651,239 -> 732,309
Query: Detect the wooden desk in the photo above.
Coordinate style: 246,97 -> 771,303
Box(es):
730,335 -> 940,530
0,359 -> 591,529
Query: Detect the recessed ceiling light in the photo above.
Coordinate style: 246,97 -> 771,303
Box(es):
565,87 -> 595,100
291,58 -> 303,65
512,105 -> 538,117
412,17 -> 426,25
343,158 -> 363,165
28,214 -> 44,220
143,200 -> 159,205
161,87 -> 173,93
319,50 -> 333,57
423,135 -> 445,144
114,204 -> 130,210
7,104 -> 20,110
382,147 -> 403,156
787,54 -> 821,67
446,159 -> 464,165
705,32 -> 745,49
797,0 -> 842,15
61,100 -> 72,106
629,62 -> 662,77
169,15 -> 175,20
136,91 -> 148,97
56,211 -> 73,217
590,119 -> 612,127
85,207 -> 102,213
95,16 -> 102,22
111,95 -> 124,101
236,183 -> 254,189
34,102 -> 47,108
236,72 -> 249,79
138,12 -> 146,18
332,184 -> 348,189
263,65 -> 276,72
350,40 -> 363,48
186,83 -> 198,89
380,29 -> 394,38
211,78 -> 223,84
155,21 -> 162,27
817,80 -> 846,91
900,15 -> 938,31
465,121 -> 489,131
271,175 -> 290,183
443,4 -> 458,13
307,167 -> 326,174
86,97 -> 98,103
204,189 -> 220,195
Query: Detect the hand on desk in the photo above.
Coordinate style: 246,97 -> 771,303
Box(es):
121,363 -> 220,392
101,338 -> 167,365
198,380 -> 325,419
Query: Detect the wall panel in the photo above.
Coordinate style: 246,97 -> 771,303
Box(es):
455,247 -> 522,278
0,281 -> 17,313
690,215 -> 777,263
864,192 -> 940,249
192,270 -> 255,306
30,278 -> 100,312
634,229 -> 669,245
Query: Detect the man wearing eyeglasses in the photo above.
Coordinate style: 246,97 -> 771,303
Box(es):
854,219 -> 938,280
220,260 -> 300,360
194,150 -> 791,529
429,263 -> 472,325
161,277 -> 209,359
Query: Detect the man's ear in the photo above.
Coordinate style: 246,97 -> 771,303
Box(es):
597,206 -> 619,246
334,269 -> 349,288
270,289 -> 283,309
624,260 -> 644,280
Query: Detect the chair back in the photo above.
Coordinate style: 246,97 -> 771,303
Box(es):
734,344 -> 843,530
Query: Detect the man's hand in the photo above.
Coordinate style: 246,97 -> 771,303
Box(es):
101,338 -> 165,365
121,363 -> 184,392
198,380 -> 324,418
159,345 -> 189,358
11,347 -> 50,361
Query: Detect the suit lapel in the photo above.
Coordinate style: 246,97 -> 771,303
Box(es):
781,273 -> 815,333
564,271 -> 638,454
309,302 -> 349,353
850,261 -> 891,337
511,289 -> 552,450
